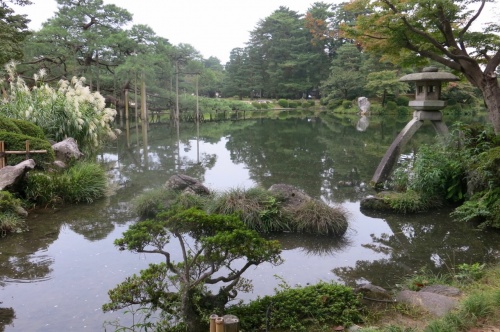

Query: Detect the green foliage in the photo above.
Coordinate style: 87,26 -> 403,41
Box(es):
342,99 -> 352,109
227,281 -> 363,331
454,263 -> 486,284
278,99 -> 289,108
104,208 -> 282,331
0,116 -> 22,133
288,101 -> 298,108
24,161 -> 107,205
327,98 -> 343,110
385,101 -> 397,111
207,187 -> 289,233
382,190 -> 432,214
0,63 -> 118,156
133,186 -> 209,219
395,96 -> 410,106
288,199 -> 348,236
0,191 -> 22,213
0,130 -> 54,168
0,212 -> 25,236
9,118 -> 45,139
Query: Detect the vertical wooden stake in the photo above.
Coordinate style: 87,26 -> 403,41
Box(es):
209,314 -> 218,332
215,317 -> 224,332
0,141 -> 5,169
25,140 -> 30,160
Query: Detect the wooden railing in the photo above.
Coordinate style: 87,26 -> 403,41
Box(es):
0,140 -> 47,169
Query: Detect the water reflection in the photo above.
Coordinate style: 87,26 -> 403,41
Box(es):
0,112 -> 498,331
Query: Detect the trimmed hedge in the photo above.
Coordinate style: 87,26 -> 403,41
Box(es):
0,131 -> 54,168
0,116 -> 22,134
9,119 -> 45,139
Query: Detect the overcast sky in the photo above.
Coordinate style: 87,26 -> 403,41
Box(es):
13,0 -> 326,64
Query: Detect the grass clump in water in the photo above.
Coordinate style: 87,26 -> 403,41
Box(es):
25,161 -> 108,205
287,199 -> 349,236
207,187 -> 289,232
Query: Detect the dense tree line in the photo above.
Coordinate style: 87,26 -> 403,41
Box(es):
0,0 -> 495,121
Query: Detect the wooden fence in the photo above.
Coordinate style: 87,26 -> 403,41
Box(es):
0,140 -> 48,169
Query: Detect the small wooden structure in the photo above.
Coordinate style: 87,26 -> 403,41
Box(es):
0,140 -> 47,169
209,314 -> 239,332
371,67 -> 459,186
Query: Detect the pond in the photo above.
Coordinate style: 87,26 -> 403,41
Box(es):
1,111 -> 499,331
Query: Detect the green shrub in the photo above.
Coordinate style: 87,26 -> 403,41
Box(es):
0,190 -> 23,213
0,116 -> 22,134
342,100 -> 352,109
278,99 -> 289,108
0,212 -> 25,236
0,131 -> 55,168
251,101 -> 262,109
385,101 -> 398,111
9,119 -> 45,139
227,282 -> 363,331
288,101 -> 298,108
395,95 -> 410,106
327,98 -> 343,110
24,161 -> 107,205
382,190 -> 432,214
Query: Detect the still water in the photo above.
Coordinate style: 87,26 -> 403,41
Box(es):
1,112 -> 499,331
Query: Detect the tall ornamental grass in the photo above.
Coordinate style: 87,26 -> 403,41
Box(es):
0,61 -> 118,156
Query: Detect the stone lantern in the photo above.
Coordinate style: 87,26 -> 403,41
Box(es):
371,66 -> 459,187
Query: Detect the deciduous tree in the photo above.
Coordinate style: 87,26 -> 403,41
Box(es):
344,0 -> 500,133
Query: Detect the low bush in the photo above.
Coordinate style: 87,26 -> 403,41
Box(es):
342,99 -> 352,109
278,99 -> 289,108
0,212 -> 25,236
0,116 -> 22,133
24,161 -> 108,205
227,281 -> 363,331
288,101 -> 298,108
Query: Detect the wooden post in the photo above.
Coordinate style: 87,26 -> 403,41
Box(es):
223,315 -> 239,332
215,317 -> 224,332
0,141 -> 5,169
209,314 -> 218,332
25,140 -> 30,159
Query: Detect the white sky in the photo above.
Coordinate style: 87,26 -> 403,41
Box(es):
13,0 -> 324,64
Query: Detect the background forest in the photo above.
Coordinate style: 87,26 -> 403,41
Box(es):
2,0 -> 485,115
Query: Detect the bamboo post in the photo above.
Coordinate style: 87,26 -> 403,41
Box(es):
223,315 -> 239,332
0,141 -> 5,169
215,317 -> 224,332
209,314 -> 218,332
25,140 -> 30,159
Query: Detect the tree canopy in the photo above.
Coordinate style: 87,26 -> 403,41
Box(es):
344,0 -> 500,133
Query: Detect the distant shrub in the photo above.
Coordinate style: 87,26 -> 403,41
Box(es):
342,100 -> 352,109
288,101 -> 298,108
385,100 -> 398,111
328,98 -> 343,110
395,95 -> 410,106
278,99 -> 288,108
251,101 -> 262,109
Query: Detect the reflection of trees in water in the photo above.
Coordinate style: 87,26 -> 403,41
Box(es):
333,209 -> 500,287
0,211 -> 61,286
0,307 -> 15,332
266,233 -> 352,256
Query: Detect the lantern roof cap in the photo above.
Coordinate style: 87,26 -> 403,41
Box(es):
399,66 -> 459,82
